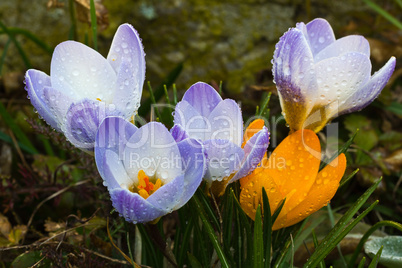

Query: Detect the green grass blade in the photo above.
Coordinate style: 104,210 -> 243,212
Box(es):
363,0 -> 402,30
258,93 -> 272,116
187,252 -> 203,268
340,168 -> 359,188
312,229 -> 325,268
348,220 -> 402,267
368,246 -> 383,268
304,179 -> 382,267
1,27 -> 53,55
0,130 -> 37,154
253,205 -> 263,268
0,21 -> 31,69
146,82 -> 162,121
191,194 -> 230,268
262,188 -> 272,268
357,257 -> 366,268
89,0 -> 98,50
0,102 -> 38,154
0,37 -> 11,75
68,0 -> 77,40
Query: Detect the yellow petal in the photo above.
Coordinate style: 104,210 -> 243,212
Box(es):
280,153 -> 347,228
280,96 -> 308,132
239,170 -> 284,220
268,129 -> 321,215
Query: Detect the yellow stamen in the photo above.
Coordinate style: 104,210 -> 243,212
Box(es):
130,170 -> 163,199
96,98 -> 102,102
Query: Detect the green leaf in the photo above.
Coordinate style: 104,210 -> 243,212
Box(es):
363,0 -> 402,30
357,257 -> 366,268
0,27 -> 53,55
187,252 -> 203,268
253,205 -> 263,268
349,221 -> 402,267
304,179 -> 382,267
262,188 -> 272,268
312,229 -> 325,268
383,102 -> 402,116
0,21 -> 31,69
11,251 -> 50,267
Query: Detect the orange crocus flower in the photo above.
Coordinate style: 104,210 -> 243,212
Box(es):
240,129 -> 346,230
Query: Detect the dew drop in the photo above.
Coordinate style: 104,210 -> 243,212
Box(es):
318,36 -> 325,43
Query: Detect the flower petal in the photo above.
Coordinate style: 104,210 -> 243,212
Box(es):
174,100 -> 207,141
147,174 -> 185,212
182,82 -> 222,117
170,124 -> 189,142
242,119 -> 266,146
203,139 -> 244,183
123,122 -> 182,185
42,86 -> 74,131
338,56 -> 396,116
314,35 -> 370,62
269,129 -> 321,213
207,99 -> 243,145
229,127 -> 269,184
64,99 -> 119,151
95,116 -> 138,189
273,28 -> 318,131
25,69 -> 61,131
280,154 -> 346,228
107,23 -> 145,85
51,41 -> 116,101
313,52 -> 371,111
110,188 -> 166,224
176,138 -> 206,204
305,18 -> 336,56
112,57 -> 143,118
239,170 -> 284,221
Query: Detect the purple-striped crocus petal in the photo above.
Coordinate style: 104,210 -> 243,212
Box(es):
229,127 -> 270,184
176,138 -> 205,204
42,86 -> 74,130
305,18 -> 336,56
203,139 -> 244,183
123,122 -> 182,186
182,82 -> 222,117
174,100 -> 208,141
50,41 -> 116,101
95,116 -> 138,189
112,58 -> 142,118
65,99 -> 119,151
338,56 -> 396,116
207,99 -> 243,145
314,35 -> 370,62
25,70 -> 60,131
147,174 -> 185,212
273,28 -> 318,130
170,124 -> 189,142
110,188 -> 167,224
314,52 -> 371,110
107,24 -> 145,84
97,150 -> 131,190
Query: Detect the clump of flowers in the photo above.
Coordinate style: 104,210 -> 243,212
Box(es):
25,24 -> 145,152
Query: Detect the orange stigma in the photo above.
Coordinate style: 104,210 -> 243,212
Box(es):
129,170 -> 162,199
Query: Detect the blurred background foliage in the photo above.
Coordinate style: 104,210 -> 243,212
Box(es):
0,0 -> 401,267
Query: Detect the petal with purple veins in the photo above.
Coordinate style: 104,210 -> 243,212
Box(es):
305,18 -> 336,56
229,127 -> 269,183
338,56 -> 396,116
170,124 -> 189,142
25,69 -> 61,131
110,188 -> 167,224
182,82 -> 222,117
176,138 -> 205,204
203,139 -> 244,183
